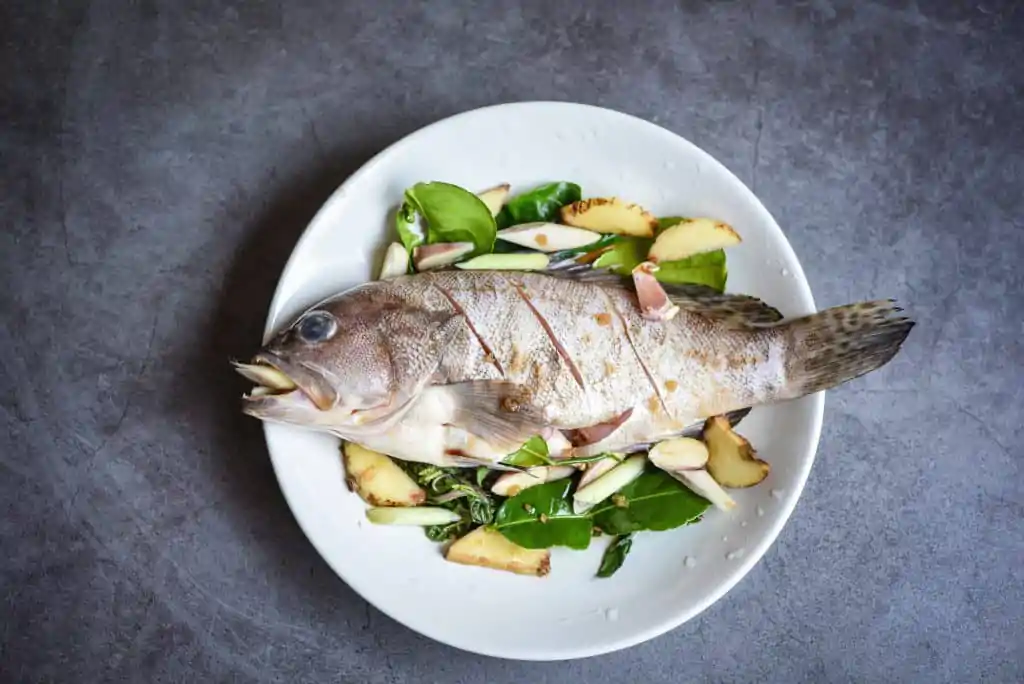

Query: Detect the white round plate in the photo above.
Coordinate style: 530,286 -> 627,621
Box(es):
261,102 -> 822,660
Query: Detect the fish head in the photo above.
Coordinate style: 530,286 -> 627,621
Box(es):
237,291 -> 458,435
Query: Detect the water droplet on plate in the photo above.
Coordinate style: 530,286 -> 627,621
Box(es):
780,267 -> 790,277
771,488 -> 784,500
605,608 -> 619,621
726,548 -> 746,561
756,505 -> 765,517
684,556 -> 697,568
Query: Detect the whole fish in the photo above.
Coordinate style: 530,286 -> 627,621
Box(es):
237,270 -> 913,466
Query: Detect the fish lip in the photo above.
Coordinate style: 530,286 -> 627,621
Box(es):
240,389 -> 300,416
247,352 -> 338,411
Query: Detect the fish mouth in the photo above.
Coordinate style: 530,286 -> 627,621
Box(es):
234,353 -> 338,412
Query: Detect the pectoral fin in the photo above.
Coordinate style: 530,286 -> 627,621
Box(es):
444,381 -> 548,452
547,264 -> 783,327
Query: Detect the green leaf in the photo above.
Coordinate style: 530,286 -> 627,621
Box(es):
503,436 -> 550,468
404,182 -> 497,256
449,483 -> 495,524
495,479 -> 592,550
505,182 -> 582,224
592,237 -> 653,274
596,534 -> 633,578
425,512 -> 471,542
590,235 -> 727,293
654,250 -> 728,292
475,466 -> 490,488
399,463 -> 496,536
591,469 -> 710,536
504,439 -> 619,469
394,200 -> 425,254
403,463 -> 460,494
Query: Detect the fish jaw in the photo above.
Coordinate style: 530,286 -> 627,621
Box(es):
241,388 -> 348,429
239,352 -> 340,411
238,352 -> 398,433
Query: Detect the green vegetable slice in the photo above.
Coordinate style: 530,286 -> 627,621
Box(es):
596,534 -> 633,578
590,469 -> 710,536
455,252 -> 550,271
504,182 -> 582,225
404,182 -> 497,256
494,479 -> 592,550
366,507 -> 461,526
573,455 -> 646,509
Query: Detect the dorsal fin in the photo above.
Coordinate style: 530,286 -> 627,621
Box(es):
546,260 -> 784,327
661,283 -> 784,327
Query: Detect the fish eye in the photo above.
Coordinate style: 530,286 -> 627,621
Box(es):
296,311 -> 337,344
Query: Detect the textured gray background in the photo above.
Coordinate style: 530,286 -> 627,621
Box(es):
2,0 -> 1022,682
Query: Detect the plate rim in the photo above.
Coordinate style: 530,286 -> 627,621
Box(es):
259,101 -> 825,660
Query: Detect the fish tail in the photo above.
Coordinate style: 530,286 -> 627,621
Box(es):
780,300 -> 914,398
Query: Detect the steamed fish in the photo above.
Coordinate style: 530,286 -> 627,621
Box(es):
237,270 -> 912,466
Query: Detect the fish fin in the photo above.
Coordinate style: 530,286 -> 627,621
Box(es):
546,265 -> 783,327
659,283 -> 784,327
445,381 -> 548,450
780,300 -> 914,397
566,409 -> 634,447
619,408 -> 752,453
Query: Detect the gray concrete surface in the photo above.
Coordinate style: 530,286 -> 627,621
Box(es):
2,1 -> 1022,682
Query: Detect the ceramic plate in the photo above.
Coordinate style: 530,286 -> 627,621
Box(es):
260,102 -> 822,660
